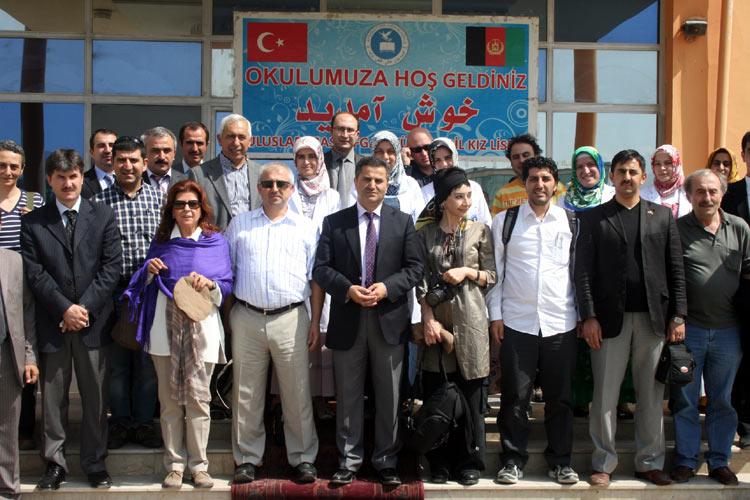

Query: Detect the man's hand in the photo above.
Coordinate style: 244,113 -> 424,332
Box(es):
347,285 -> 375,306
423,318 -> 443,346
307,323 -> 320,352
490,319 -> 505,345
667,320 -> 686,343
366,282 -> 387,304
62,304 -> 89,332
582,317 -> 603,350
24,364 -> 39,385
401,147 -> 412,166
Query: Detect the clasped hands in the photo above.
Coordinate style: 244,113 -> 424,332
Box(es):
347,282 -> 387,307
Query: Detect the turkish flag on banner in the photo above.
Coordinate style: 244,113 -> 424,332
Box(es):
247,22 -> 308,63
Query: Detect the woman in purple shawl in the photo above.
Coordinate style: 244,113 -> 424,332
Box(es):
123,179 -> 232,489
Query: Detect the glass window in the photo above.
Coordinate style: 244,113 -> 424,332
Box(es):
552,49 -> 657,104
213,0 -> 319,35
212,46 -> 234,98
93,41 -> 202,96
328,0 -> 430,12
92,0 -> 202,36
214,111 -> 231,139
538,49 -> 547,103
0,1 -> 85,32
555,0 -> 658,44
443,0 -> 547,40
0,38 -> 84,93
551,112 -> 656,168
537,111 -> 546,154
92,104 -> 201,145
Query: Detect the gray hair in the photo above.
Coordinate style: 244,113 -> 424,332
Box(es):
219,113 -> 252,137
684,169 -> 727,195
258,162 -> 293,183
141,126 -> 176,147
0,140 -> 25,165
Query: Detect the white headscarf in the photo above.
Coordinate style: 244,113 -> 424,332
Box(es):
292,136 -> 329,197
428,137 -> 461,169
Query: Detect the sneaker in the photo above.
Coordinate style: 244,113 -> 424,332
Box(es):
162,471 -> 183,489
495,464 -> 523,484
548,465 -> 579,484
192,470 -> 214,488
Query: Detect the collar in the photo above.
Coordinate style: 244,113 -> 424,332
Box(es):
55,196 -> 82,217
250,205 -> 292,224
220,152 -> 247,171
686,208 -> 729,228
332,148 -> 356,165
149,168 -> 172,180
94,166 -> 113,182
521,201 -> 563,222
170,224 -> 202,241
357,201 -> 383,219
113,180 -> 146,198
181,159 -> 198,172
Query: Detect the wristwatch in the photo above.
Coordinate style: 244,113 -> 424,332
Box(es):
672,316 -> 685,325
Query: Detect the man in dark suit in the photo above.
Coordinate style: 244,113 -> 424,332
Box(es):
313,156 -> 422,486
177,121 -> 209,174
575,149 -> 687,488
140,127 -> 186,196
0,249 -> 38,499
81,129 -> 117,199
324,112 -> 362,203
188,114 -> 260,230
723,131 -> 750,448
21,149 -> 122,490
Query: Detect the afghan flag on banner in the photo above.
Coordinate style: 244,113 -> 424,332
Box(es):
465,26 -> 526,67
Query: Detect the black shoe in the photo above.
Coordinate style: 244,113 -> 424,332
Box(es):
573,406 -> 589,418
293,462 -> 317,483
87,470 -> 112,489
377,468 -> 401,486
131,423 -> 163,448
430,467 -> 449,484
457,469 -> 480,486
330,469 -> 355,485
37,463 -> 66,490
107,423 -> 129,449
233,463 -> 256,484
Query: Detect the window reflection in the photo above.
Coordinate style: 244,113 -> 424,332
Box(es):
92,103 -> 200,149
212,0 -> 318,35
212,48 -> 234,98
93,40 -> 202,96
0,39 -> 84,93
538,49 -> 547,102
443,0 -> 547,40
553,49 -> 657,105
537,111 -> 546,153
92,0 -> 202,35
0,1 -> 84,32
555,0 -> 658,44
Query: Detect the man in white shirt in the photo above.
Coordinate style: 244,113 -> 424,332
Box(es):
486,156 -> 579,485
226,163 -> 322,485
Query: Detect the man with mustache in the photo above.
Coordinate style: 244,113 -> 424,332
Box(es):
178,122 -> 209,174
575,149 -> 686,487
142,127 -> 187,197
670,170 -> 750,486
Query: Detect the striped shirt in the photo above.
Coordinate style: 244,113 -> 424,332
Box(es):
0,190 -> 44,251
226,206 -> 319,309
219,153 -> 251,216
94,182 -> 163,278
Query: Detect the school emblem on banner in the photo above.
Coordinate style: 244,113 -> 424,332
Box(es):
365,23 -> 409,66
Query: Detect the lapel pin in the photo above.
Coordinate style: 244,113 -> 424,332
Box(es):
647,209 -> 655,216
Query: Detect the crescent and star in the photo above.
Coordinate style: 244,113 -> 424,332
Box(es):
257,32 -> 285,53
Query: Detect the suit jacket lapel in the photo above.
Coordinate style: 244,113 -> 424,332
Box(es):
740,184 -> 750,221
344,206 -> 361,275
602,199 -> 626,241
73,199 -> 94,251
207,161 -> 232,215
43,203 -> 70,252
375,206 -> 394,274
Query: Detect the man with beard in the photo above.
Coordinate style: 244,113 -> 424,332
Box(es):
142,127 -> 186,196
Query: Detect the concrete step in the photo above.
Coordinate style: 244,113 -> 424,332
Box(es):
20,475 -> 231,499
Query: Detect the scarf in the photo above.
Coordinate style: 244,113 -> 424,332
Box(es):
371,131 -> 405,200
416,139 -> 465,229
707,147 -> 742,184
428,137 -> 461,169
564,146 -> 606,211
293,136 -> 330,198
651,144 -> 684,199
166,298 -> 211,404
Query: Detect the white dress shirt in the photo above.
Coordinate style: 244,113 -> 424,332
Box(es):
55,197 -> 82,226
226,206 -> 319,309
145,226 -> 226,363
485,202 -> 577,336
356,202 -> 382,286
420,179 -> 492,226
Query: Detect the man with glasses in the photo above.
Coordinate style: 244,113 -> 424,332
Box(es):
227,163 -> 322,485
324,112 -> 362,202
403,127 -> 434,187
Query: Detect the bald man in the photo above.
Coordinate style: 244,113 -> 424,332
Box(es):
403,128 -> 434,187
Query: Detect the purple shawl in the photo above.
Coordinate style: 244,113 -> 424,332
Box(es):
122,230 -> 233,348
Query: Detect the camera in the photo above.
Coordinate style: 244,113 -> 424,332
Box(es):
425,281 -> 457,307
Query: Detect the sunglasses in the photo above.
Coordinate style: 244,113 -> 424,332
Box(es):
173,199 -> 201,210
259,180 -> 291,190
410,145 -> 430,154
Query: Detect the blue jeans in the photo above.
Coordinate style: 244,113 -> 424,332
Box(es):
108,342 -> 158,427
671,324 -> 742,470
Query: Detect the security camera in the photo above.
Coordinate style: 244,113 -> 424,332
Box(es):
682,18 -> 707,37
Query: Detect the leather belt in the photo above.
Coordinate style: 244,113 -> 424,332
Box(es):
236,299 -> 303,316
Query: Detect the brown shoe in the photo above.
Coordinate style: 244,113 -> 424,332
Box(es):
708,466 -> 738,486
635,469 -> 672,486
670,466 -> 695,483
589,471 -> 610,487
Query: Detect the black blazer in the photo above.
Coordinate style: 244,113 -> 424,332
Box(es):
20,198 -> 122,353
81,167 -> 103,199
141,167 -> 187,191
574,198 -> 687,338
313,203 -> 423,350
721,179 -> 750,223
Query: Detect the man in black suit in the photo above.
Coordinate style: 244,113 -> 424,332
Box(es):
21,149 -> 122,490
575,149 -> 687,488
722,130 -> 750,448
141,127 -> 186,196
188,114 -> 260,230
177,121 -> 209,174
324,112 -> 362,203
81,129 -> 117,199
313,156 -> 422,486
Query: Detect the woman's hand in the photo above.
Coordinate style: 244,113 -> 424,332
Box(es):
423,317 -> 443,346
190,271 -> 215,292
442,267 -> 469,285
147,258 -> 168,275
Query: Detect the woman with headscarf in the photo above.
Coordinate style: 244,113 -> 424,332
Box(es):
415,167 -> 496,485
559,146 -> 614,211
707,147 -> 742,185
642,144 -> 692,219
419,138 -> 492,226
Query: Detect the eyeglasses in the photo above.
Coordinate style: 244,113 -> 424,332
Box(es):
409,145 -> 430,154
259,180 -> 291,190
711,159 -> 732,168
173,200 -> 200,210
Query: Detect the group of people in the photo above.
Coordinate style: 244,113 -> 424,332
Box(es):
0,109 -> 749,499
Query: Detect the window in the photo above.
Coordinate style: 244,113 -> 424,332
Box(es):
0,38 -> 84,94
555,0 -> 658,44
443,0 -> 547,40
92,0 -> 202,35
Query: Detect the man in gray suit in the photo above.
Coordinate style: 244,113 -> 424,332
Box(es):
324,112 -> 362,202
188,114 -> 260,230
141,127 -> 186,196
0,248 -> 38,500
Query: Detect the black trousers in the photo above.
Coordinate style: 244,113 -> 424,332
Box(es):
498,327 -> 576,469
421,370 -> 486,474
19,383 -> 36,438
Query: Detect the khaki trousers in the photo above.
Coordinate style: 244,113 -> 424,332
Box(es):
152,355 -> 214,473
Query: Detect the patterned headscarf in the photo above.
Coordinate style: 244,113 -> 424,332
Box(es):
293,136 -> 329,198
706,147 -> 742,184
371,130 -> 405,199
651,144 -> 684,199
563,146 -> 606,211
428,137 -> 461,169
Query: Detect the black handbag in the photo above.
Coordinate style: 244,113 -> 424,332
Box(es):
400,349 -> 467,454
655,341 -> 695,386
